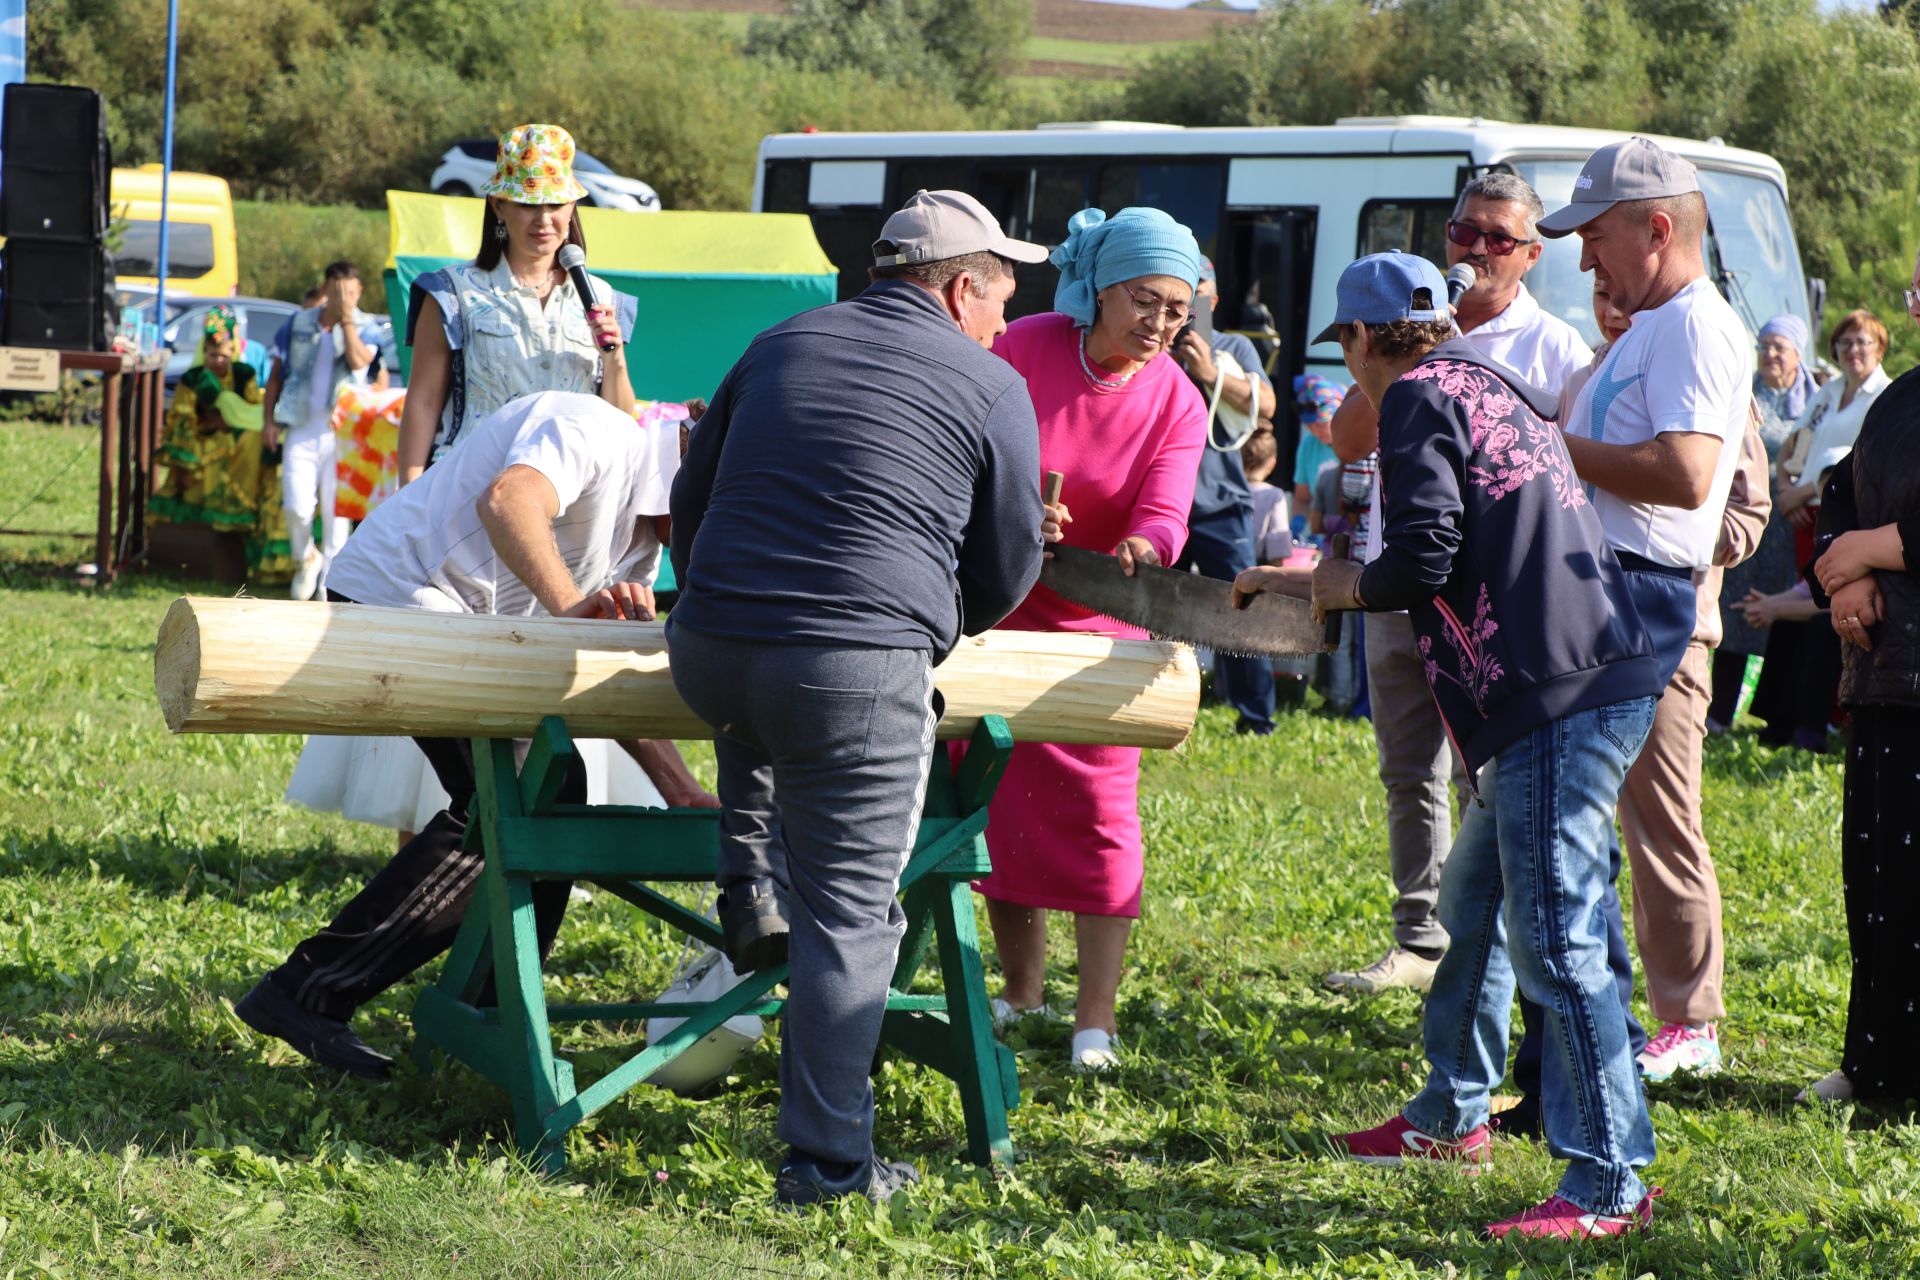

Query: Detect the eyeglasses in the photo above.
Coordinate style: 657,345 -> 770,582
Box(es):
1119,284 -> 1192,328
1445,220 -> 1537,257
1906,287 -> 1920,309
1834,336 -> 1879,352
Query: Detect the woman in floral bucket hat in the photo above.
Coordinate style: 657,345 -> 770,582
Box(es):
397,123 -> 638,477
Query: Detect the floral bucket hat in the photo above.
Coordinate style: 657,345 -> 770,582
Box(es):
482,123 -> 589,205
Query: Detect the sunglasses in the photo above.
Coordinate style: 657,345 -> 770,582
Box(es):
1445,220 -> 1537,257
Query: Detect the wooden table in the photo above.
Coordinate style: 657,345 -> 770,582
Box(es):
60,350 -> 168,585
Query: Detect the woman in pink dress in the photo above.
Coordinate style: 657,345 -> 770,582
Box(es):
980,206 -> 1208,1071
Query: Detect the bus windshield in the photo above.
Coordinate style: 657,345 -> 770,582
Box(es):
1512,158 -> 1808,347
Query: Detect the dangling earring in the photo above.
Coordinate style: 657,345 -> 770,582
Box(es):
493,222 -> 507,244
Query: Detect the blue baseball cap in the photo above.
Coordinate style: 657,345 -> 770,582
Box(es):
1311,252 -> 1449,345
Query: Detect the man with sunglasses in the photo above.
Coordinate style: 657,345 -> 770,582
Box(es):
1322,173 -> 1591,1000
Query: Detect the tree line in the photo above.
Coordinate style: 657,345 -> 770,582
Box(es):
27,0 -> 1920,361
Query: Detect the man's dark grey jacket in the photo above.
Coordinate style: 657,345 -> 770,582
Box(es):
669,279 -> 1044,662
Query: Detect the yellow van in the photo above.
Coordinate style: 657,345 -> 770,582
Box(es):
109,165 -> 239,298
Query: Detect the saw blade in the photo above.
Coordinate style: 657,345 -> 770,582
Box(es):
1039,544 -> 1336,656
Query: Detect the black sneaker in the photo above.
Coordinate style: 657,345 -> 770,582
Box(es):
1491,1094 -> 1542,1140
234,978 -> 393,1080
774,1148 -> 920,1207
718,878 -> 790,975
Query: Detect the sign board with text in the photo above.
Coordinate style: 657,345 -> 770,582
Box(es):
0,347 -> 59,392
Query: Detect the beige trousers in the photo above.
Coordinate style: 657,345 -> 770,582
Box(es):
1618,640 -> 1725,1024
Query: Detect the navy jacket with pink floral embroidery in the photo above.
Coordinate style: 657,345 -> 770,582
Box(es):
1355,338 -> 1661,785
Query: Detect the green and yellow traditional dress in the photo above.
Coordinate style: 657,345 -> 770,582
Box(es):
151,309 -> 293,579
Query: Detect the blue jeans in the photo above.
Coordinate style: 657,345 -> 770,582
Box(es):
1177,504 -> 1275,733
1511,562 -> 1688,1084
1403,696 -> 1658,1215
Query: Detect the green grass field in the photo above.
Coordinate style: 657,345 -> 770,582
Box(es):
3,420 -> 1917,1277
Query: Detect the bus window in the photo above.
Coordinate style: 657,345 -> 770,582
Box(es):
1357,199 -> 1450,266
809,206 -> 886,301
114,221 -> 216,280
762,160 -> 808,214
1096,163 -> 1225,264
1030,165 -> 1087,246
1505,160 -> 1603,345
1222,208 -> 1318,458
1695,168 -> 1810,339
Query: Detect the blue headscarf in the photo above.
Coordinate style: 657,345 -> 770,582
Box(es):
1051,207 -> 1203,328
1756,312 -> 1817,423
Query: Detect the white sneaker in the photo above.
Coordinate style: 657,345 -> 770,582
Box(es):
290,551 -> 322,601
1796,1069 -> 1853,1103
1070,1028 -> 1119,1074
1324,947 -> 1440,994
990,997 -> 1053,1032
644,943 -> 763,1095
1637,1021 -> 1722,1081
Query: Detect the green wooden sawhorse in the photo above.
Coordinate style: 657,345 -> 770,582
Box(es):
409,713 -> 1022,1174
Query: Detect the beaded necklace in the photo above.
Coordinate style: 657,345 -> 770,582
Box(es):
1079,336 -> 1135,390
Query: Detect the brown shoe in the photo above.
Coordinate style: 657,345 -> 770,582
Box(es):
1324,947 -> 1440,994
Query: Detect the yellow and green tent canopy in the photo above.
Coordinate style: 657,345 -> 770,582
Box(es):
385,190 -> 837,403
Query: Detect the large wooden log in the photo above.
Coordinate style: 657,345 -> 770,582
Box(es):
154,597 -> 1199,749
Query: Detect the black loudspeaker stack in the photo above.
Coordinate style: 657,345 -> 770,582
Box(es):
1,82 -> 116,351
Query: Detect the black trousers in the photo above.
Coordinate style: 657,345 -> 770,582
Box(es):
1750,618 -> 1842,744
1841,704 -> 1920,1100
269,733 -> 587,1022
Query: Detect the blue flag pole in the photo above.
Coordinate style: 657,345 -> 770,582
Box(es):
149,0 -> 179,327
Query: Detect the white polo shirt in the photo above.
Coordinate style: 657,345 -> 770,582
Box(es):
1561,276 -> 1753,570
1456,282 -> 1593,394
1361,284 -> 1593,562
328,390 -> 677,616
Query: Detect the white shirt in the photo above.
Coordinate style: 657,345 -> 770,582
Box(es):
1562,276 -> 1754,570
1455,282 -> 1594,394
1249,479 -> 1291,561
328,391 -> 678,617
1797,366 -> 1890,484
1361,283 -> 1593,563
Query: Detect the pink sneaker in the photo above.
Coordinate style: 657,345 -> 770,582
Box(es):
1637,1021 -> 1721,1082
1483,1188 -> 1661,1240
1333,1114 -> 1491,1167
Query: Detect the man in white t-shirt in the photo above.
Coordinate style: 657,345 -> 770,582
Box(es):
235,390 -> 717,1079
1322,172 -> 1592,998
262,261 -> 382,601
1527,136 -> 1754,1088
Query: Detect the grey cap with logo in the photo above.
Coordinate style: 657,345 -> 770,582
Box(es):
872,189 -> 1051,267
1536,137 -> 1701,239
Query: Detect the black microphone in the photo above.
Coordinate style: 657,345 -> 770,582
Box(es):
1446,262 -> 1477,308
557,244 -> 619,352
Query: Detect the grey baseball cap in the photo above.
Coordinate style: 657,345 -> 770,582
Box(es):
1536,137 -> 1701,239
873,189 -> 1050,267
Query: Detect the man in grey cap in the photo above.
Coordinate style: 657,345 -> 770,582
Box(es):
667,189 -> 1049,1206
1509,135 -> 1754,1104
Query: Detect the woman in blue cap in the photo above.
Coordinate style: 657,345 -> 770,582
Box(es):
969,206 -> 1208,1073
1236,252 -> 1665,1240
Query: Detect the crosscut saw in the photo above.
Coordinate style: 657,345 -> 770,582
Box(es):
1035,473 -> 1341,657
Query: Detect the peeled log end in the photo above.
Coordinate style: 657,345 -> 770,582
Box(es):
154,596 -> 204,733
